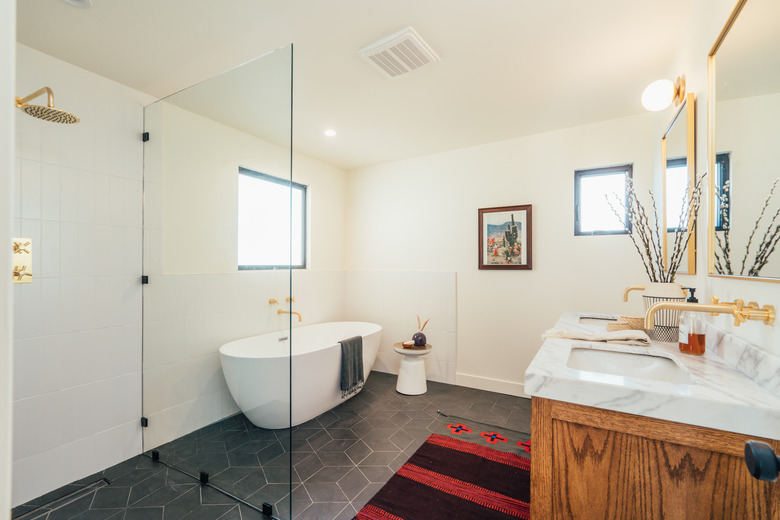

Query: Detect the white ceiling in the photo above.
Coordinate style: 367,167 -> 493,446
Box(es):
16,0 -> 696,171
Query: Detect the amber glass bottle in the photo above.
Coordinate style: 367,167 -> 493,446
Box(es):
679,287 -> 705,355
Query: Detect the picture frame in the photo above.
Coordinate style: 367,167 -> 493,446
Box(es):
478,205 -> 532,270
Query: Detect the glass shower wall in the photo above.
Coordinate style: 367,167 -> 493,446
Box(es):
141,45 -> 294,518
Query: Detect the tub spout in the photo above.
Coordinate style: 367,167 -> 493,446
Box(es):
278,309 -> 302,322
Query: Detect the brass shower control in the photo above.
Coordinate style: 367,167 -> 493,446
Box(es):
12,238 -> 32,283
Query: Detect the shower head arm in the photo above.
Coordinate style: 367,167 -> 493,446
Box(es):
15,86 -> 55,108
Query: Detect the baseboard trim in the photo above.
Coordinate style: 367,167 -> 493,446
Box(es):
455,373 -> 528,398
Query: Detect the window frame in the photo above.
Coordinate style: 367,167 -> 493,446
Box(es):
574,164 -> 633,236
237,167 -> 307,270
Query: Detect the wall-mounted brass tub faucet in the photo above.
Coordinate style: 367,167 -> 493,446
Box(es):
278,309 -> 302,322
645,298 -> 775,329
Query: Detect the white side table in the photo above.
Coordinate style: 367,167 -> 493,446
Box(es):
393,343 -> 432,395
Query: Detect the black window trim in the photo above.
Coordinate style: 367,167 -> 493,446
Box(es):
237,166 -> 308,270
574,164 -> 633,236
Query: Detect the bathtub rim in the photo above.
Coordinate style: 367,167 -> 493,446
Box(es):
218,321 -> 383,360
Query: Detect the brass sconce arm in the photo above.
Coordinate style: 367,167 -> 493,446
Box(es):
623,286 -> 646,302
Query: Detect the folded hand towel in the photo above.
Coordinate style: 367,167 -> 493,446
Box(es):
339,336 -> 364,398
542,328 -> 651,346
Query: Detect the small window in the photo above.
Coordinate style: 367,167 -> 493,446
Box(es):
665,157 -> 688,232
574,165 -> 632,235
237,167 -> 307,269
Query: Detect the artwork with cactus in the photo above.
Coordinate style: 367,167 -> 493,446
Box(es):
479,205 -> 533,270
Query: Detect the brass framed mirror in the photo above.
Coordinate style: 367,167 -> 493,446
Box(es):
663,92 -> 696,275
708,0 -> 780,281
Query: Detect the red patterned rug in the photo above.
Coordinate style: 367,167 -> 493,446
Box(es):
354,434 -> 530,520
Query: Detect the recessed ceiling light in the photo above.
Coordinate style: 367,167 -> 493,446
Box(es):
324,129 -> 337,137
60,0 -> 92,8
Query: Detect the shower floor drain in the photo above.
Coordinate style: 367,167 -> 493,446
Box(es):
14,479 -> 110,520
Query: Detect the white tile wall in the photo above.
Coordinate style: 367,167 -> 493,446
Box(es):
141,270 -> 347,449
12,45 -> 151,507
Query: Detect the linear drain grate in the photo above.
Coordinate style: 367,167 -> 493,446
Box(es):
14,479 -> 110,520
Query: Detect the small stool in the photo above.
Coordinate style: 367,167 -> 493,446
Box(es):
393,343 -> 432,395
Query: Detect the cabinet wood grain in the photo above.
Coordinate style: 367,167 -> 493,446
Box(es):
532,397 -> 780,519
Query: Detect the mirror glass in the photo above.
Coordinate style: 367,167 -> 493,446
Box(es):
142,46 -> 294,516
663,93 -> 696,275
709,0 -> 780,280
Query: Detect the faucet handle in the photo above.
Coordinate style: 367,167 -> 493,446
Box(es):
709,296 -> 725,316
286,296 -> 295,303
269,298 -> 279,305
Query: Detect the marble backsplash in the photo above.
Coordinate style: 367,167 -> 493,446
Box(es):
701,318 -> 780,399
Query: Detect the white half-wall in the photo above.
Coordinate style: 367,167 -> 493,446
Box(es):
346,113 -> 659,396
12,45 -> 154,506
345,271 -> 457,384
1,1 -> 15,514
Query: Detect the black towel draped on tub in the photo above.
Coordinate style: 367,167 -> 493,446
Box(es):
339,335 -> 364,398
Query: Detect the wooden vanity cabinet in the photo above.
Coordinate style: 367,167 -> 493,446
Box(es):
531,397 -> 780,519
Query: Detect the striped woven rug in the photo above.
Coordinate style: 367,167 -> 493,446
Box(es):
354,433 -> 530,520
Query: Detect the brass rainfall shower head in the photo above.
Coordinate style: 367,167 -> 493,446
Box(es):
15,86 -> 79,124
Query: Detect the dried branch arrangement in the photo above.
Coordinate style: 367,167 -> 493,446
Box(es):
608,174 -> 705,283
715,177 -> 780,277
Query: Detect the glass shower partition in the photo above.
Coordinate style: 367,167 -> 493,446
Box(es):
141,45 -> 294,519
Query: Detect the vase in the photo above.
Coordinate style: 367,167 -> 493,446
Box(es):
642,282 -> 686,342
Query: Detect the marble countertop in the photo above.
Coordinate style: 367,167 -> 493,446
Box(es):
524,311 -> 780,440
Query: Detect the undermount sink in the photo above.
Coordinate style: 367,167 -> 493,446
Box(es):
567,346 -> 694,385
578,315 -> 618,325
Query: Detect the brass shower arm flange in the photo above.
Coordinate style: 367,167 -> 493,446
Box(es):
15,86 -> 55,108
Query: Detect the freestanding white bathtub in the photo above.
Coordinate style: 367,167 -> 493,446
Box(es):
219,322 -> 382,429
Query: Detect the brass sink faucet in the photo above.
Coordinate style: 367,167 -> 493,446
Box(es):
645,298 -> 775,329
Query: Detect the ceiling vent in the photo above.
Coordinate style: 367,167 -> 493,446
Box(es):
358,27 -> 440,79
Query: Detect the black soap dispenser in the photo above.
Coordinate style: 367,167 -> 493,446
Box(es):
679,287 -> 705,355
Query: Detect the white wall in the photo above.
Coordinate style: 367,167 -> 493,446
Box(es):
346,113 -> 659,395
12,45 -> 153,506
142,101 -> 349,448
1,1 -> 15,515
345,271 -> 457,384
667,0 -> 780,356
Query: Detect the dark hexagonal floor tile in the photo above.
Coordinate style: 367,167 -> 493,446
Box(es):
344,441 -> 372,465
17,371 -> 532,520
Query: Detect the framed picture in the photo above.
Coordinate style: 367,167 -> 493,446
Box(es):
478,205 -> 532,270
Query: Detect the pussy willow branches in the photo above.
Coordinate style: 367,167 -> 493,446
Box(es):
715,177 -> 780,277
746,178 -> 780,277
608,174 -> 705,283
713,181 -> 732,275
668,173 -> 705,277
